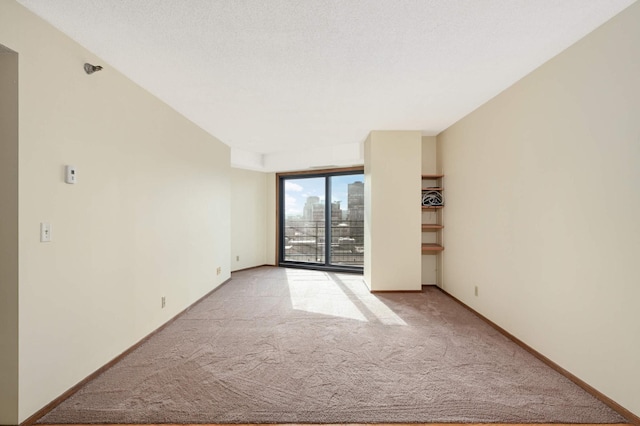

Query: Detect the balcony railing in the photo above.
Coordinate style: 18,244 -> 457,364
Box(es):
283,220 -> 364,266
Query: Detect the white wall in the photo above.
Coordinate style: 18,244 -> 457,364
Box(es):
262,142 -> 363,173
0,46 -> 19,426
364,131 -> 422,291
0,1 -> 232,422
230,168 -> 268,271
438,2 -> 640,416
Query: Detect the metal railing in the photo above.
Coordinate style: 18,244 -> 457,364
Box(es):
283,220 -> 364,266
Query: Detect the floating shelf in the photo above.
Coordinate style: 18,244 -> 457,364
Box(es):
422,243 -> 444,253
422,224 -> 444,231
422,206 -> 444,210
421,174 -> 444,179
422,187 -> 444,191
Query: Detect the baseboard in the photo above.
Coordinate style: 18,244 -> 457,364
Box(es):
231,264 -> 275,273
20,278 -> 232,426
436,287 -> 640,426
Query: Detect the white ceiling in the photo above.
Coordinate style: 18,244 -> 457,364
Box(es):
16,0 -> 635,171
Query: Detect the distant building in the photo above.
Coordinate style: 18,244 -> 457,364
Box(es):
303,196 -> 342,221
331,201 -> 342,221
347,181 -> 364,221
303,196 -> 321,220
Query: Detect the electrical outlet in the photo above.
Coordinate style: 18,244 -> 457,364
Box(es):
216,267 -> 221,275
40,222 -> 51,242
474,286 -> 479,297
161,296 -> 166,308
236,255 -> 239,262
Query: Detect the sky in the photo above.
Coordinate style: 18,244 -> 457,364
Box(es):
284,174 -> 364,217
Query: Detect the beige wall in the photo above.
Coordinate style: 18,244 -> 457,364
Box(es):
421,136 -> 439,285
0,1 -> 232,422
365,131 -> 422,291
0,46 -> 19,426
230,168 -> 268,271
438,2 -> 640,416
421,136 -> 437,175
266,173 -> 277,265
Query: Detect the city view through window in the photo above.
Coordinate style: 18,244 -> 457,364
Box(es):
281,173 -> 364,268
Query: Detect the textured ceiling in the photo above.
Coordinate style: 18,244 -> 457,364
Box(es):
16,0 -> 636,171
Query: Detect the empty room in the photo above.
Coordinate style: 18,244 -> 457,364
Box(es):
1,1 -> 639,425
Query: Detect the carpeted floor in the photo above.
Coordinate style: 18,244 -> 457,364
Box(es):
38,266 -> 626,424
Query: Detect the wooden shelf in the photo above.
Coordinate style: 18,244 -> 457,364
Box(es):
421,174 -> 444,256
422,243 -> 444,253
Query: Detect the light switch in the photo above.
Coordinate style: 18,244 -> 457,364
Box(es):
40,222 -> 51,242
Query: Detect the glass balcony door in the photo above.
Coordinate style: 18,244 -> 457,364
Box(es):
279,171 -> 364,271
329,175 -> 364,267
281,177 -> 326,264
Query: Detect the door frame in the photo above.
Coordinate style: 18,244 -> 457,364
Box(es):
276,166 -> 364,273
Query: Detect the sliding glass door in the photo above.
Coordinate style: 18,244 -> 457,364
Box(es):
279,170 -> 364,271
282,176 -> 327,264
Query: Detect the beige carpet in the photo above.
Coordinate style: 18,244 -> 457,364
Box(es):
38,266 -> 626,424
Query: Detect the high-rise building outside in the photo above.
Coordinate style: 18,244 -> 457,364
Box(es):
347,181 -> 364,221
303,196 -> 321,220
303,196 -> 343,222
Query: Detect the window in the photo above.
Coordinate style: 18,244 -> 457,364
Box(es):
278,169 -> 364,272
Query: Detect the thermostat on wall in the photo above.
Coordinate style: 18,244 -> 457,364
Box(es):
65,165 -> 77,184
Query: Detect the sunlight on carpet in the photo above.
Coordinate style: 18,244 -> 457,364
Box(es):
285,269 -> 406,325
